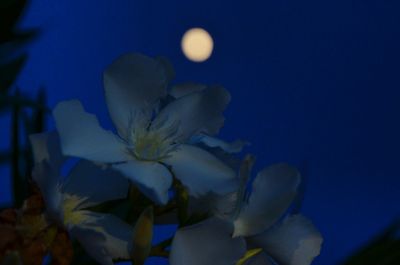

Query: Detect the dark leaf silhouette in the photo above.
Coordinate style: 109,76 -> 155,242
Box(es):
0,55 -> 27,94
0,0 -> 29,42
340,221 -> 400,265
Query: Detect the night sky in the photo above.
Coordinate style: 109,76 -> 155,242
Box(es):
1,1 -> 400,264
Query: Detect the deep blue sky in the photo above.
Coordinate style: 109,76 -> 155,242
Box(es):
1,0 -> 400,264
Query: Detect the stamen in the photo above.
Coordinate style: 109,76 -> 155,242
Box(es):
62,194 -> 92,227
126,112 -> 182,161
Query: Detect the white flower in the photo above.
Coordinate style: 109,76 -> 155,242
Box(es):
30,132 -> 133,265
53,53 -> 245,204
169,160 -> 323,265
170,218 -> 247,265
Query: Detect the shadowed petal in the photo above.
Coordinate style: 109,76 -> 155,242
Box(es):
190,134 -> 248,154
152,85 -> 231,141
71,213 -> 134,264
163,145 -> 237,197
248,215 -> 323,265
31,162 -> 62,219
212,155 -> 255,220
169,83 -> 206,98
156,56 -> 175,83
53,100 -> 127,163
233,164 -> 301,237
103,53 -> 169,137
112,160 -> 172,205
29,131 -> 64,172
62,161 -> 129,209
85,213 -> 133,260
170,218 -> 246,265
69,226 -> 112,265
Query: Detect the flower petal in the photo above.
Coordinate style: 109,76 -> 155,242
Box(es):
31,162 -> 62,219
70,226 -> 113,265
103,53 -> 169,137
53,100 -> 127,163
163,145 -> 237,197
169,218 -> 246,265
29,131 -> 64,172
212,155 -> 255,220
248,215 -> 323,265
190,134 -> 249,154
152,85 -> 231,141
169,83 -> 206,98
112,160 -> 172,205
62,160 -> 129,208
156,56 -> 175,83
91,213 -> 134,260
233,164 -> 301,237
29,132 -> 64,218
70,212 -> 134,265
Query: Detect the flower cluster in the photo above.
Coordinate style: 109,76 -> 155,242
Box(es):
3,53 -> 323,265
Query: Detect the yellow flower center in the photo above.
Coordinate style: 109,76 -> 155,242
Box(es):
62,194 -> 90,227
127,112 -> 181,161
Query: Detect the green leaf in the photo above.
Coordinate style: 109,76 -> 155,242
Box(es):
131,206 -> 154,265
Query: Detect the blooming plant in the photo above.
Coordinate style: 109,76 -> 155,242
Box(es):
0,53 -> 322,265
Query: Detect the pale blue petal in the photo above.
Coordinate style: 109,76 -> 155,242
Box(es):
94,214 -> 133,260
103,53 -> 169,137
170,218 -> 246,265
169,83 -> 206,98
233,164 -> 301,237
29,132 -> 64,219
112,160 -> 172,205
53,100 -> 127,163
248,215 -> 323,265
32,162 -> 62,220
212,155 -> 256,220
29,131 -> 64,172
62,160 -> 129,209
163,145 -> 238,197
190,134 -> 249,154
70,213 -> 134,264
155,56 -> 175,82
152,86 -> 231,141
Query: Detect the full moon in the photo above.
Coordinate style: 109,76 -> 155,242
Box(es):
181,28 -> 214,62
